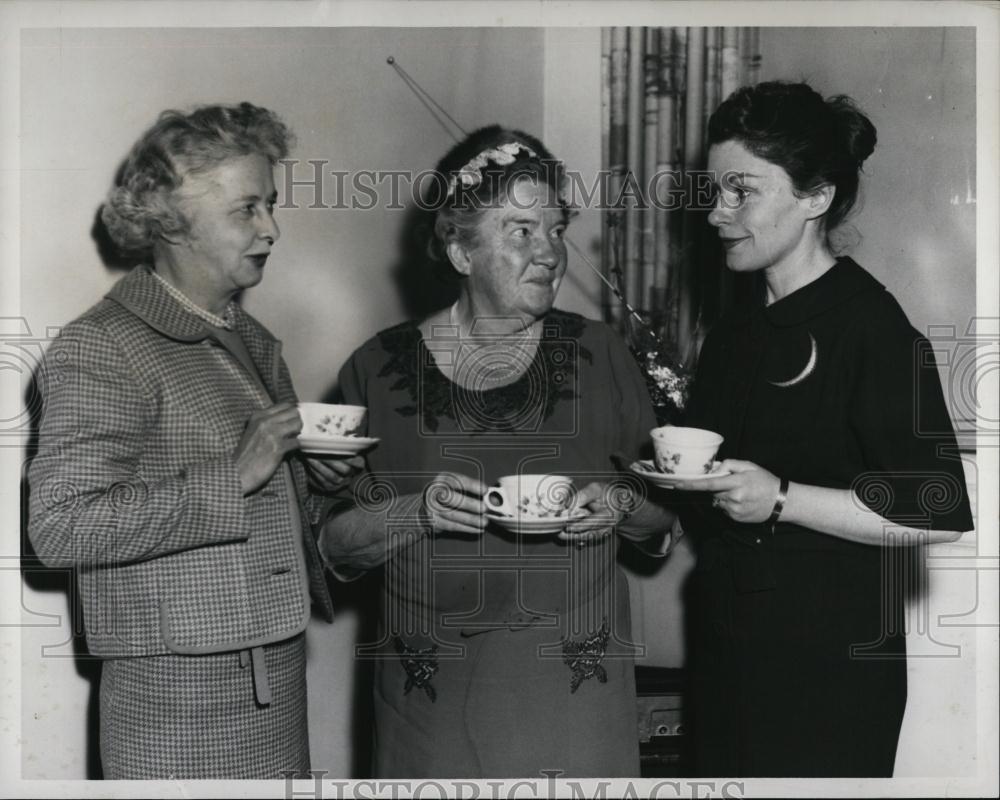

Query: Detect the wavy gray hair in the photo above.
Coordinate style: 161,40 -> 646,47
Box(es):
101,102 -> 292,254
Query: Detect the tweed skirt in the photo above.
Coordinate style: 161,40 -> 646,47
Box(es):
99,634 -> 309,779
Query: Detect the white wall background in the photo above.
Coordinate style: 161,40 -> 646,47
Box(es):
17,25 -> 979,781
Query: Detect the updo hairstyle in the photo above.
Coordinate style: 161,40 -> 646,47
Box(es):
707,81 -> 877,240
428,125 -> 571,263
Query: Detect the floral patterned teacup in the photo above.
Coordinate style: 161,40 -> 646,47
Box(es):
485,474 -> 576,519
650,426 -> 724,475
298,403 -> 367,438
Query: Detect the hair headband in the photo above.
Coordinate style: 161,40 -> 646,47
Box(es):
445,141 -> 538,198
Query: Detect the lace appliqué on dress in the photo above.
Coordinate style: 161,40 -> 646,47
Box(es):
562,619 -> 610,694
376,311 -> 592,432
394,637 -> 440,702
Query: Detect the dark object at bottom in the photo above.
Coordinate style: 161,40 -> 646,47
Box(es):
636,666 -> 690,777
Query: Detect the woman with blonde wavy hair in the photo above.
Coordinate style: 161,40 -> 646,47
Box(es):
28,102 -> 359,779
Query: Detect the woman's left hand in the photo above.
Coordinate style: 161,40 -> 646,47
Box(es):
557,481 -> 624,548
671,459 -> 781,524
302,454 -> 366,493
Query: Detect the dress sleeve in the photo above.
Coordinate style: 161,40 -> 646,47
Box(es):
605,326 -> 658,463
315,347 -> 373,582
27,318 -> 249,568
603,326 -> 676,557
849,299 -> 973,532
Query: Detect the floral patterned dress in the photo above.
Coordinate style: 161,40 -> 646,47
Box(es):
334,310 -> 658,778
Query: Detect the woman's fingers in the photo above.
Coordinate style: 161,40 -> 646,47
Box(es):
718,458 -> 757,473
709,466 -> 782,523
431,472 -> 487,497
255,402 -> 303,431
672,460 -> 764,492
421,472 -> 492,536
563,511 -> 617,533
303,456 -> 365,491
425,485 -> 486,516
446,472 -> 489,498
235,404 -> 309,494
426,473 -> 487,504
325,455 -> 366,476
557,527 -> 613,545
305,459 -> 342,479
451,511 -> 488,532
672,473 -> 741,492
572,481 -> 605,508
430,507 -> 487,534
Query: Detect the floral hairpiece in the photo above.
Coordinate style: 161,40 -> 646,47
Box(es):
445,141 -> 538,198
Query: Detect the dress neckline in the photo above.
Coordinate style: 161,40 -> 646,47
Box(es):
761,256 -> 885,328
373,310 -> 590,433
416,313 -> 548,394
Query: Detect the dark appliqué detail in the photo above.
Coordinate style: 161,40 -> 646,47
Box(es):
562,619 -> 610,694
394,637 -> 440,702
376,311 -> 592,433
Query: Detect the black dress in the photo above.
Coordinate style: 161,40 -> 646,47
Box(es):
681,257 -> 973,777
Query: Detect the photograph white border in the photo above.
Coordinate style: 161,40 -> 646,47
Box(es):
1,2 -> 996,798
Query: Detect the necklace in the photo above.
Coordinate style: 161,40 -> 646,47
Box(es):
447,302 -> 535,389
152,271 -> 236,330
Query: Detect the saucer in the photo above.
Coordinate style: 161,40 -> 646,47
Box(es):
486,508 -> 588,536
298,433 -> 380,456
628,459 -> 730,489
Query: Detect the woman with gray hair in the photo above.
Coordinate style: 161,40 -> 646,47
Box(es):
320,125 -> 678,778
28,102 -> 359,779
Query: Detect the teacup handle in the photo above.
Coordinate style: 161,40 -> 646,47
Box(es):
485,487 -> 513,516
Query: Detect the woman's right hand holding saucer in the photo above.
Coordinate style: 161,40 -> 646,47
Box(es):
671,459 -> 782,524
235,402 -> 303,495
420,472 -> 489,536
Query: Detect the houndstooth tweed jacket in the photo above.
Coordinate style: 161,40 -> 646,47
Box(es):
28,266 -> 334,657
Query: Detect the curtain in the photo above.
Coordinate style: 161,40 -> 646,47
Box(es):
600,27 -> 761,368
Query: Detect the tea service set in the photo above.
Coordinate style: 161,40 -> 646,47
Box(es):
297,402 -> 726,538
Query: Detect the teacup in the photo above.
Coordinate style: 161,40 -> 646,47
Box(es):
298,403 -> 367,438
650,426 -> 724,475
485,474 -> 576,519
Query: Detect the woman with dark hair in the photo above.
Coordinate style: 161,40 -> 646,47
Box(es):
671,82 -> 973,776
28,102 -> 359,778
319,125 -> 678,778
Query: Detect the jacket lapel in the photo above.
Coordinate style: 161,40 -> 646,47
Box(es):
232,308 -> 282,403
106,266 -> 335,621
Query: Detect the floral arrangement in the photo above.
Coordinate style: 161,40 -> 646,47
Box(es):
626,314 -> 693,426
